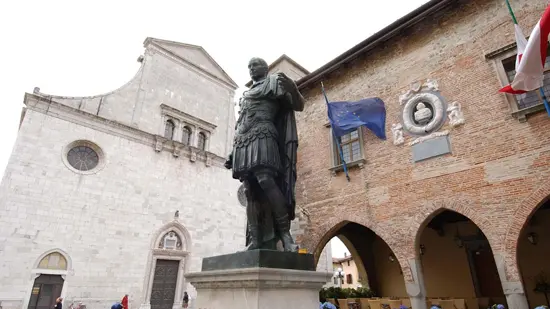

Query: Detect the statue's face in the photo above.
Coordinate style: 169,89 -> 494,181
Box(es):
248,58 -> 268,81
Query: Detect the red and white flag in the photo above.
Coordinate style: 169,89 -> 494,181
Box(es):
500,4 -> 550,94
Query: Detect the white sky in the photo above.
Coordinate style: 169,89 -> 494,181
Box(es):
0,0 -> 429,258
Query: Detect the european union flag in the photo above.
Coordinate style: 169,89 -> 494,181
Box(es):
327,98 -> 387,140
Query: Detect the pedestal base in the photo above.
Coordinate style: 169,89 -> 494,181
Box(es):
186,250 -> 331,309
186,267 -> 330,309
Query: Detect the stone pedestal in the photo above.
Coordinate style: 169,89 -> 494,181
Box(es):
185,250 -> 331,309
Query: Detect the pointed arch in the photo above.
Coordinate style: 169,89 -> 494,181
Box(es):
503,180 -> 550,281
33,248 -> 73,271
23,249 -> 73,309
140,220 -> 192,308
150,220 -> 192,252
411,199 -> 498,253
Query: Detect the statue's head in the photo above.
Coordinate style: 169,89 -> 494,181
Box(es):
416,102 -> 426,110
248,57 -> 268,82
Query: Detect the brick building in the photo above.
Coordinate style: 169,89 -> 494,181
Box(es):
287,0 -> 550,308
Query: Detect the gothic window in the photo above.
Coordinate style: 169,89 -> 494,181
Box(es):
182,126 -> 192,146
37,252 -> 67,270
164,119 -> 175,140
67,146 -> 99,171
197,132 -> 206,151
158,231 -> 183,250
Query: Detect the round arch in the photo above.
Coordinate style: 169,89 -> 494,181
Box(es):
503,181 -> 550,282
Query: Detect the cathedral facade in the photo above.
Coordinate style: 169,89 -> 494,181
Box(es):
0,37 -> 246,309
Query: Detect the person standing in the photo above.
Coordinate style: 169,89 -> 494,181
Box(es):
121,295 -> 128,309
182,292 -> 189,308
54,298 -> 63,309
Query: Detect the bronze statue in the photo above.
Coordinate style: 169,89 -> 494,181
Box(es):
224,57 -> 304,252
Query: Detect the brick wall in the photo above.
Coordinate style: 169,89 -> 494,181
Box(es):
294,0 -> 550,283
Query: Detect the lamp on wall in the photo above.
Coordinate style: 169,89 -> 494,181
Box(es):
388,254 -> 396,263
419,244 -> 426,256
527,232 -> 539,245
454,235 -> 464,248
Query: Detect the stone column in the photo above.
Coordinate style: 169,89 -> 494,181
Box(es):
502,281 -> 529,309
190,125 -> 198,147
493,253 -> 529,309
173,119 -> 182,143
406,258 -> 427,309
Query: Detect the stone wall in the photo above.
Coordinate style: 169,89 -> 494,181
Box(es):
294,0 -> 550,287
0,109 -> 245,309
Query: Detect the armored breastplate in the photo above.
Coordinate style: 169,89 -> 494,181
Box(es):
237,98 -> 279,134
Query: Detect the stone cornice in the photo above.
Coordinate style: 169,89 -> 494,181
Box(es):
148,44 -> 237,92
185,267 -> 331,289
160,104 -> 217,131
23,93 -> 227,168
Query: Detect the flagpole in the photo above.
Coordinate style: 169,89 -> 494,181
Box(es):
321,82 -> 351,182
505,0 -> 518,24
539,88 -> 550,116
504,0 -> 550,116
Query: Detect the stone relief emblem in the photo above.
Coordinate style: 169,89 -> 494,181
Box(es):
190,149 -> 197,162
447,101 -> 465,127
391,123 -> 405,146
393,79 -> 465,148
159,230 -> 183,250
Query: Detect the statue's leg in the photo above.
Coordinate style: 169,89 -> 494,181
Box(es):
254,170 -> 298,252
243,179 -> 261,250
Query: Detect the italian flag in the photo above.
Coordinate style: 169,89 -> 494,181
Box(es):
500,3 -> 550,94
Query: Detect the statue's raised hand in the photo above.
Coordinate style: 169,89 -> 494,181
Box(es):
276,73 -> 293,93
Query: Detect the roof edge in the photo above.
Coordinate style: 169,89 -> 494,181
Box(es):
297,0 -> 455,90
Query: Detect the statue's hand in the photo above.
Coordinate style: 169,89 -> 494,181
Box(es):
224,153 -> 233,170
276,73 -> 292,93
224,160 -> 232,170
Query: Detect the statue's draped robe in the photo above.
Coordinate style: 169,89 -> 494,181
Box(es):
231,73 -> 304,248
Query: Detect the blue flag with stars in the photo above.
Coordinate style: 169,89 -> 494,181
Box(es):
327,98 -> 387,139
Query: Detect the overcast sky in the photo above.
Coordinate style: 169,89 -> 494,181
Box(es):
0,0 -> 429,258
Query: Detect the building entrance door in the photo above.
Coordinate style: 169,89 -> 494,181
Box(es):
150,259 -> 179,309
27,275 -> 64,309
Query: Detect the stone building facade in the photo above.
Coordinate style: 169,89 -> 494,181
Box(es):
290,0 -> 550,308
0,37 -> 334,309
0,38 -> 246,309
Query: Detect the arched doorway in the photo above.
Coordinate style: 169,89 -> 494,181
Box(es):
416,210 -> 504,308
517,197 -> 550,308
26,251 -> 70,309
140,222 -> 191,309
316,222 -> 406,300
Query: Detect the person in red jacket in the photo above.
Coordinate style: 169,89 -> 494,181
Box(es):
121,295 -> 128,309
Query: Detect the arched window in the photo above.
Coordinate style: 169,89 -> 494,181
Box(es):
182,126 -> 192,145
197,132 -> 207,150
164,119 -> 175,140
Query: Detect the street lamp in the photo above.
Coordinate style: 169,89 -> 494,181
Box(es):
334,267 -> 345,287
